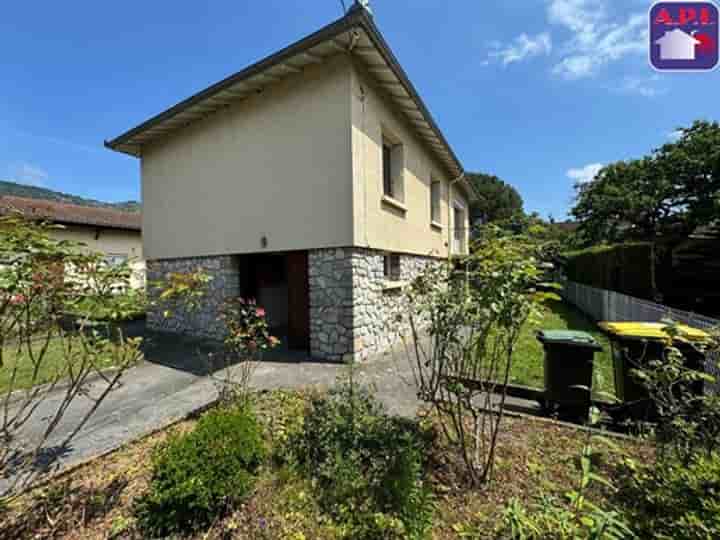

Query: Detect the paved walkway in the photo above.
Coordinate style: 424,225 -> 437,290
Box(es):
1,333 -> 426,495
2,331 -> 540,495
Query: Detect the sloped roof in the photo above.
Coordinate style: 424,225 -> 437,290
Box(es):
105,6 -> 477,199
0,196 -> 141,231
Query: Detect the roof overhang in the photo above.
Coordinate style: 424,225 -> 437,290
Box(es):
104,7 -> 478,201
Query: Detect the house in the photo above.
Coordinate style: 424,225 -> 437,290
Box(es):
655,29 -> 701,60
105,3 -> 478,362
0,196 -> 145,288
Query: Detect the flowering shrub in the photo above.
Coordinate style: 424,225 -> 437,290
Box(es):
220,298 -> 280,358
211,298 -> 280,405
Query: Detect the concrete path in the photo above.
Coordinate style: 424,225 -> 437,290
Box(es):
1,331 -> 539,496
0,332 -> 427,495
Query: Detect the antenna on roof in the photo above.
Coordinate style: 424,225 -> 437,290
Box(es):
339,0 -> 347,13
349,0 -> 373,15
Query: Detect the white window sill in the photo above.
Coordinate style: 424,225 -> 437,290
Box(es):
382,280 -> 407,291
381,195 -> 407,214
430,220 -> 443,231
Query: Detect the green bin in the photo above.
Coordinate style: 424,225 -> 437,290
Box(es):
537,330 -> 602,420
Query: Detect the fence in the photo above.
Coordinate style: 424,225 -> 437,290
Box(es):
561,279 -> 720,329
561,279 -> 719,395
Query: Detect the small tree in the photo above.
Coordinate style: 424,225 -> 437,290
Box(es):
398,226 -> 550,486
0,216 -> 143,499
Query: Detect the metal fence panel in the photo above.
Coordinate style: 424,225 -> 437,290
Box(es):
561,279 -> 720,395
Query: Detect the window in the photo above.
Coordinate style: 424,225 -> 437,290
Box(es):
383,253 -> 401,281
430,179 -> 441,224
453,204 -> 466,254
383,143 -> 394,198
381,132 -> 404,203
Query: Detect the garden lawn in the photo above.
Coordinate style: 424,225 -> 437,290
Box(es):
510,299 -> 615,399
0,336 -> 120,393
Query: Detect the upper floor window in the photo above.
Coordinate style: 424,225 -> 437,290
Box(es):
453,203 -> 466,254
430,179 -> 441,224
381,131 -> 404,203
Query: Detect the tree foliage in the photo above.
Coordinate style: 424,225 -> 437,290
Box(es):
571,120 -> 720,245
467,173 -> 524,224
0,215 -> 143,499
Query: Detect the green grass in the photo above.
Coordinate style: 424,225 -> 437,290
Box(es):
510,299 -> 615,399
0,337 -> 119,394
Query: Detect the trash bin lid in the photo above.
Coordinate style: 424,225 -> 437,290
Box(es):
598,322 -> 709,344
536,330 -> 603,350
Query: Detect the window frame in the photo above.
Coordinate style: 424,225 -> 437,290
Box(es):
383,253 -> 401,282
381,130 -> 405,205
382,142 -> 394,198
430,178 -> 442,226
453,201 -> 467,255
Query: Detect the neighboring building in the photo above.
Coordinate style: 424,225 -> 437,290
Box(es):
105,4 -> 477,361
0,196 -> 145,288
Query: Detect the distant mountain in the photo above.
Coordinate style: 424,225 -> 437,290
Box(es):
0,180 -> 141,212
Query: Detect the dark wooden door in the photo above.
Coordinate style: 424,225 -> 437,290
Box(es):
286,251 -> 310,351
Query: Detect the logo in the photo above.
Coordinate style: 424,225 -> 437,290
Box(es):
650,1 -> 719,71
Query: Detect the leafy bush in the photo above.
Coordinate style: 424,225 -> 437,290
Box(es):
69,289 -> 147,322
136,406 -> 266,536
617,453 -> 720,540
287,376 -> 434,540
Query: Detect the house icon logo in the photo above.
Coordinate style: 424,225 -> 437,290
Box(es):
650,2 -> 719,71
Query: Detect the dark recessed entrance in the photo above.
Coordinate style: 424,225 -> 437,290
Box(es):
240,251 -> 310,353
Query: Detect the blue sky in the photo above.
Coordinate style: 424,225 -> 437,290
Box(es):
1,0 -> 718,219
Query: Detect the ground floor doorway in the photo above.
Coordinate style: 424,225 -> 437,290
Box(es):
240,251 -> 310,353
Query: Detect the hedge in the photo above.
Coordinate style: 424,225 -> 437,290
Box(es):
563,243 -> 656,299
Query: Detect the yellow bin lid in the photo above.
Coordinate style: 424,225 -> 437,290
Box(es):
598,322 -> 709,343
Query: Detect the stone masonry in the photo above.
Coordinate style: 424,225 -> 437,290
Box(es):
309,248 -> 442,362
148,250 -> 441,362
146,255 -> 241,340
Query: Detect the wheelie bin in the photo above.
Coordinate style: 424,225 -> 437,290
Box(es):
536,330 -> 603,421
598,322 -> 710,422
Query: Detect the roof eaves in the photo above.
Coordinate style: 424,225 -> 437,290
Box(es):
104,8 -> 466,188
104,11 -> 361,155
353,11 -> 464,178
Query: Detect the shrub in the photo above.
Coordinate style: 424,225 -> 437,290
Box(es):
288,377 -> 434,540
618,453 -> 720,540
135,406 -> 265,536
563,242 -> 655,299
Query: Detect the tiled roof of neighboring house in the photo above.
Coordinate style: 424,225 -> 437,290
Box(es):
105,4 -> 478,200
0,196 -> 142,231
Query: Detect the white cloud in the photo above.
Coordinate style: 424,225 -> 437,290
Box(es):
667,128 -> 683,141
10,163 -> 49,186
547,0 -> 648,79
567,162 -> 603,184
616,75 -> 665,97
487,32 -> 553,66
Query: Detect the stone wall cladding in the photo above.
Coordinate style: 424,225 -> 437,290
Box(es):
352,249 -> 441,361
308,247 -> 443,362
308,249 -> 355,362
146,255 -> 240,341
